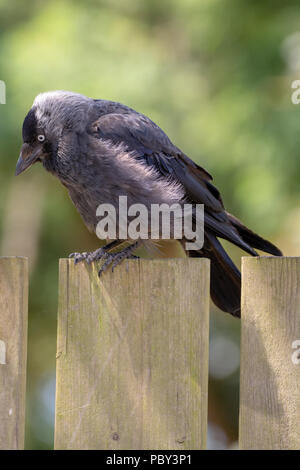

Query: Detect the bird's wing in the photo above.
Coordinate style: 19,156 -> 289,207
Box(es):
90,112 -> 224,211
89,111 -> 256,254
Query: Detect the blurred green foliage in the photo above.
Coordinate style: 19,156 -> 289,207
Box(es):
0,0 -> 299,449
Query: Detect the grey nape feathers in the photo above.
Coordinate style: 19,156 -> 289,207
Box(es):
16,91 -> 282,317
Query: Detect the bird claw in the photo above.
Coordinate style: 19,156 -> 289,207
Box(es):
69,252 -> 89,264
69,248 -> 107,265
69,242 -> 140,275
98,246 -> 139,277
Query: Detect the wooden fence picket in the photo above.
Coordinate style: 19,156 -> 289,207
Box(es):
240,257 -> 300,450
0,257 -> 28,450
54,258 -> 210,450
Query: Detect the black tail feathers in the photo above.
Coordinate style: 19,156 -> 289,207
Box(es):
189,234 -> 241,317
187,217 -> 281,317
226,212 -> 282,257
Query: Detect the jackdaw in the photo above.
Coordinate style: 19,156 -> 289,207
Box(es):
16,91 -> 282,317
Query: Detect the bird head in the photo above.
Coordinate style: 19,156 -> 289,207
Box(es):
16,91 -> 92,175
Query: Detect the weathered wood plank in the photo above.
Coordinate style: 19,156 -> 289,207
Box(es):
240,257 -> 300,450
55,258 -> 210,450
0,257 -> 28,450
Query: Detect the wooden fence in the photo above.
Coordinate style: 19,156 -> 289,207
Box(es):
0,256 -> 299,450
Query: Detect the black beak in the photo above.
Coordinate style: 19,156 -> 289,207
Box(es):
15,144 -> 42,176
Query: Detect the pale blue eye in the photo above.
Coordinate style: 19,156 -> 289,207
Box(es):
38,134 -> 45,142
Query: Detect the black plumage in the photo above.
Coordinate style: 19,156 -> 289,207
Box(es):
22,109 -> 38,143
16,91 -> 282,317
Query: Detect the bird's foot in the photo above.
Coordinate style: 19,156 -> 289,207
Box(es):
98,243 -> 140,277
69,240 -> 140,274
69,247 -> 107,265
69,240 -> 123,265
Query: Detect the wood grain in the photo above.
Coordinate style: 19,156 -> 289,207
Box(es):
240,257 -> 300,450
0,257 -> 28,450
55,258 -> 210,450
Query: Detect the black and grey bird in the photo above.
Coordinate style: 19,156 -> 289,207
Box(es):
16,91 -> 282,317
